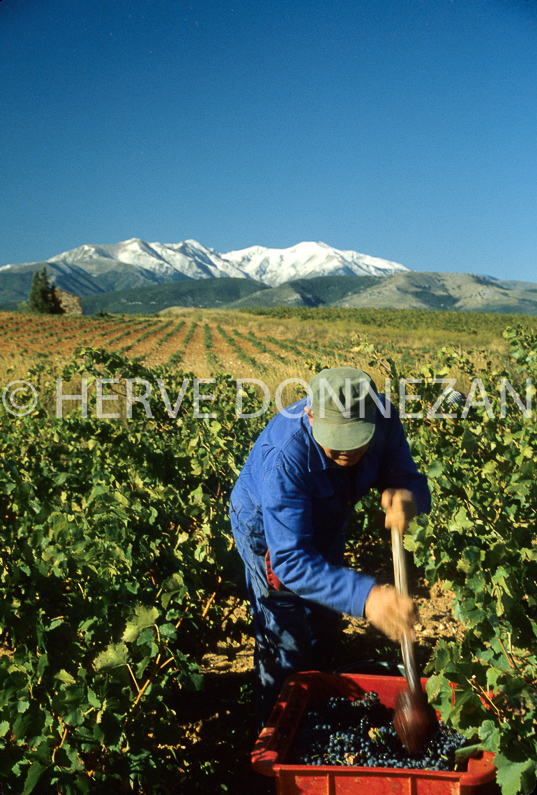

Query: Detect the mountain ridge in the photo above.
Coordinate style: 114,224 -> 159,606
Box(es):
0,238 -> 407,291
72,272 -> 537,316
1,238 -> 536,315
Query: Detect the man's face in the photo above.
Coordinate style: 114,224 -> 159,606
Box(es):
319,445 -> 369,468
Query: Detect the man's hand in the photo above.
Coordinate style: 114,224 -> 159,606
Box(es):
381,488 -> 417,534
364,584 -> 417,643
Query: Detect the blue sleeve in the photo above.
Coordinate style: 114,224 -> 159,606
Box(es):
262,457 -> 376,618
374,405 -> 431,516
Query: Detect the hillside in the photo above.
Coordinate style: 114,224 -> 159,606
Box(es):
223,275 -> 382,309
4,271 -> 535,316
206,272 -> 537,315
80,278 -> 269,315
224,272 -> 537,316
333,272 -> 537,314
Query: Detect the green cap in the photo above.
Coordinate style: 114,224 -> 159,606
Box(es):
309,367 -> 378,450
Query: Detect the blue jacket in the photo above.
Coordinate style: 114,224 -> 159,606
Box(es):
230,396 -> 431,618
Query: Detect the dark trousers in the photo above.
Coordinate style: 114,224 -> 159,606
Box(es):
234,527 -> 341,731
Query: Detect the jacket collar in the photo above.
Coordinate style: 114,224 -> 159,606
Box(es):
302,411 -> 332,472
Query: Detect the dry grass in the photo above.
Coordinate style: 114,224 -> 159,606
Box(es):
0,307 -> 516,399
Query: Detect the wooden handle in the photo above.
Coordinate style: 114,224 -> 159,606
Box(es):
392,526 -> 421,695
391,526 -> 408,597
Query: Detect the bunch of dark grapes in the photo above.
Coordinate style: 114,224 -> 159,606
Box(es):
290,691 -> 469,770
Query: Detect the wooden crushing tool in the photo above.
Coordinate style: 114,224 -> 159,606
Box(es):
391,526 -> 439,755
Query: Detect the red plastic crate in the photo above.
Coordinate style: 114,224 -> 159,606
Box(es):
252,672 -> 500,794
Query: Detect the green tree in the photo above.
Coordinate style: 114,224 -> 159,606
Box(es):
28,266 -> 60,314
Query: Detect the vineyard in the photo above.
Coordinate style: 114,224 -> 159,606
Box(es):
0,306 -> 526,386
0,306 -> 537,794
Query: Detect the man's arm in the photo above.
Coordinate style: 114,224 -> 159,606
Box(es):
365,404 -> 429,639
262,461 -> 376,618
375,401 -> 431,518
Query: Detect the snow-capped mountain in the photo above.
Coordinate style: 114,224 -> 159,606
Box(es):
220,241 -> 407,286
3,239 -> 537,314
0,238 -> 408,290
44,239 -> 248,281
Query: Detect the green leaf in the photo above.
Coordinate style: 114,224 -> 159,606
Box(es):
86,687 -> 101,710
35,738 -> 55,766
450,689 -> 487,731
191,459 -> 203,476
454,743 -> 483,765
425,674 -> 454,721
122,605 -> 159,643
494,755 -> 536,795
136,656 -> 152,679
55,669 -> 76,684
486,667 -> 504,693
186,671 -> 204,691
93,709 -> 125,749
51,512 -> 70,538
161,572 -> 187,609
22,762 -> 48,795
86,483 -> 110,504
94,642 -> 129,671
461,428 -> 478,454
113,490 -> 129,507
478,719 -> 501,752
159,622 -> 177,639
427,461 -> 443,478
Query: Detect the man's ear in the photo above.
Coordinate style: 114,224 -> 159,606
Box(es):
305,406 -> 314,427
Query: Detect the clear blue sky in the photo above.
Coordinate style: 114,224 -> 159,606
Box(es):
1,0 -> 536,281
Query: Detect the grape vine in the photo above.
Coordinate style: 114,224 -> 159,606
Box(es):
0,348 -> 265,794
352,325 -> 537,795
0,320 -> 535,793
